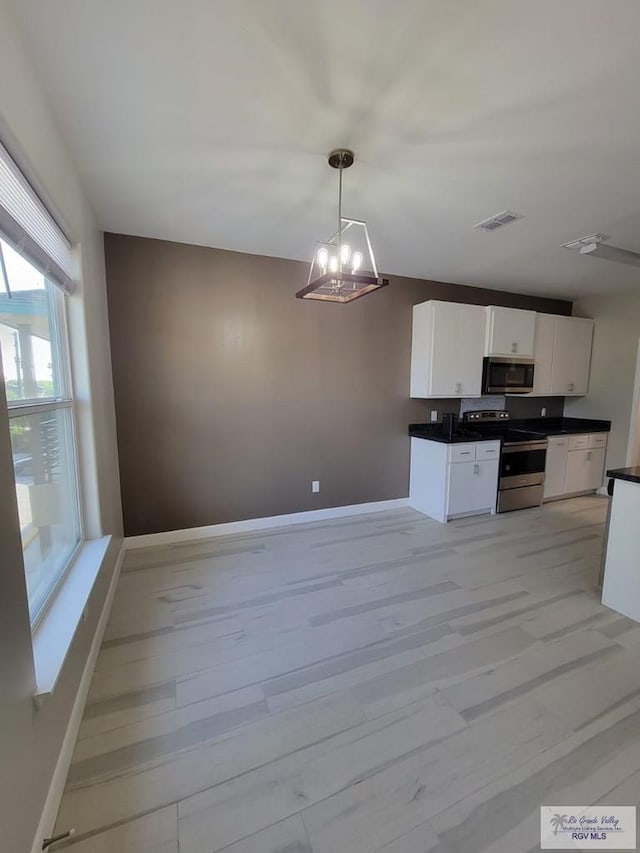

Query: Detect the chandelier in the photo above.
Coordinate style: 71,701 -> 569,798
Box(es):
296,149 -> 388,303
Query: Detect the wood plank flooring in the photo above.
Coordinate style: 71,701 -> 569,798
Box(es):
54,496 -> 640,852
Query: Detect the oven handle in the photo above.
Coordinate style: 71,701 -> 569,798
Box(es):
502,441 -> 548,454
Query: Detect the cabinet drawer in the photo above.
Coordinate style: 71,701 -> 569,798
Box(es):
449,444 -> 476,463
568,434 -> 589,451
548,436 -> 569,449
476,442 -> 501,460
588,433 -> 608,449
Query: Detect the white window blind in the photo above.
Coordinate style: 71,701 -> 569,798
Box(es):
0,140 -> 76,294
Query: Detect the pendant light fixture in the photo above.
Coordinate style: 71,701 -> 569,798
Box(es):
296,149 -> 389,303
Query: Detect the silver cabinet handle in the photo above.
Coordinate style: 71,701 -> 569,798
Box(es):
473,463 -> 480,474
587,451 -> 592,462
511,342 -> 518,353
568,383 -> 575,392
455,382 -> 462,394
460,451 -> 472,456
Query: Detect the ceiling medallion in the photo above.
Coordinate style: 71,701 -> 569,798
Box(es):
296,149 -> 389,303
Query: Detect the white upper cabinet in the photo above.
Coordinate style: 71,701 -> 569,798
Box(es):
485,306 -> 536,357
531,313 -> 556,395
411,302 -> 594,400
410,300 -> 485,398
529,314 -> 594,396
550,316 -> 594,396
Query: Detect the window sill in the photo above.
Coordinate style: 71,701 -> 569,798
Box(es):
32,535 -> 111,707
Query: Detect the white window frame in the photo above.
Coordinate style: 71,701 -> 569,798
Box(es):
0,138 -> 114,701
3,259 -> 84,627
0,134 -> 83,626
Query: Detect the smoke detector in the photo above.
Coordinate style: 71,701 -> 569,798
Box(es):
561,233 -> 609,251
474,210 -> 524,232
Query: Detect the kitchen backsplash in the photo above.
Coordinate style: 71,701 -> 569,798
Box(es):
460,396 -> 505,414
460,396 -> 565,419
414,395 -> 565,425
504,395 -> 565,419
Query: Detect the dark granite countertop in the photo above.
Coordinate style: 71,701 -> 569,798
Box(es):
606,467 -> 640,484
509,417 -> 611,436
409,417 -> 611,445
408,424 -> 500,444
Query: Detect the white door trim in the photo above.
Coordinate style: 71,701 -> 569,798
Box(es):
625,336 -> 640,467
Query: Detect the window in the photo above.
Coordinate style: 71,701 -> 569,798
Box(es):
0,140 -> 80,626
1,236 -> 81,623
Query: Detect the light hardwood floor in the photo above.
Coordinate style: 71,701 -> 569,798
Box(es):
54,496 -> 640,852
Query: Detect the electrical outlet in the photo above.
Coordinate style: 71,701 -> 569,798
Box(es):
430,410 -> 438,422
312,480 -> 320,493
541,407 -> 547,417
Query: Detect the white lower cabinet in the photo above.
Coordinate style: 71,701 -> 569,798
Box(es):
543,436 -> 570,499
565,447 -> 607,494
409,438 -> 500,523
544,433 -> 608,500
448,457 -> 500,516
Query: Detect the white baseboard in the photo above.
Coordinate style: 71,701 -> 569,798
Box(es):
31,542 -> 125,853
125,498 -> 410,549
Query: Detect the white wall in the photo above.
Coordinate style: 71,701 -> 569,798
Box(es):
0,1 -> 123,851
565,288 -> 640,472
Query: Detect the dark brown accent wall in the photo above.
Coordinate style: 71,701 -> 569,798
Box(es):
104,233 -> 571,536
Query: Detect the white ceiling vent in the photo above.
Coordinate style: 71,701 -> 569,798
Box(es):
474,210 -> 524,232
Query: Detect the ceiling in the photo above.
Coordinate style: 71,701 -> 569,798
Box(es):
9,0 -> 640,300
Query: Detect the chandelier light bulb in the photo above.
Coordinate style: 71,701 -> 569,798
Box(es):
329,255 -> 338,273
340,244 -> 351,265
351,251 -> 363,272
317,247 -> 328,268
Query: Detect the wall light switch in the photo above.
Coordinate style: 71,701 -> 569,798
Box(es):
312,480 -> 320,493
541,407 -> 547,417
430,410 -> 438,422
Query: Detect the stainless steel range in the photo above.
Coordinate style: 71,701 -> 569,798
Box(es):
462,410 -> 548,512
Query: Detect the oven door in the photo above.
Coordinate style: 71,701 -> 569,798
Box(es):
483,357 -> 535,394
499,441 -> 547,489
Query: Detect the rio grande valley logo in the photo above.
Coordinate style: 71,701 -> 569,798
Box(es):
540,806 -> 636,849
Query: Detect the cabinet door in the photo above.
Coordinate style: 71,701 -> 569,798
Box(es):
456,304 -> 486,396
475,458 -> 499,511
448,461 -> 475,516
486,307 -> 536,357
586,447 -> 606,491
544,436 -> 569,498
429,302 -> 484,397
531,314 -> 556,395
551,317 -> 594,395
448,458 -> 498,516
565,449 -> 590,493
429,302 -> 462,397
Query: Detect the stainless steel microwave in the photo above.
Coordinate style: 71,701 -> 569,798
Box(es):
482,356 -> 535,394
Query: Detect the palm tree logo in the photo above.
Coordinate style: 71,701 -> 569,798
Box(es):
550,814 -> 568,835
